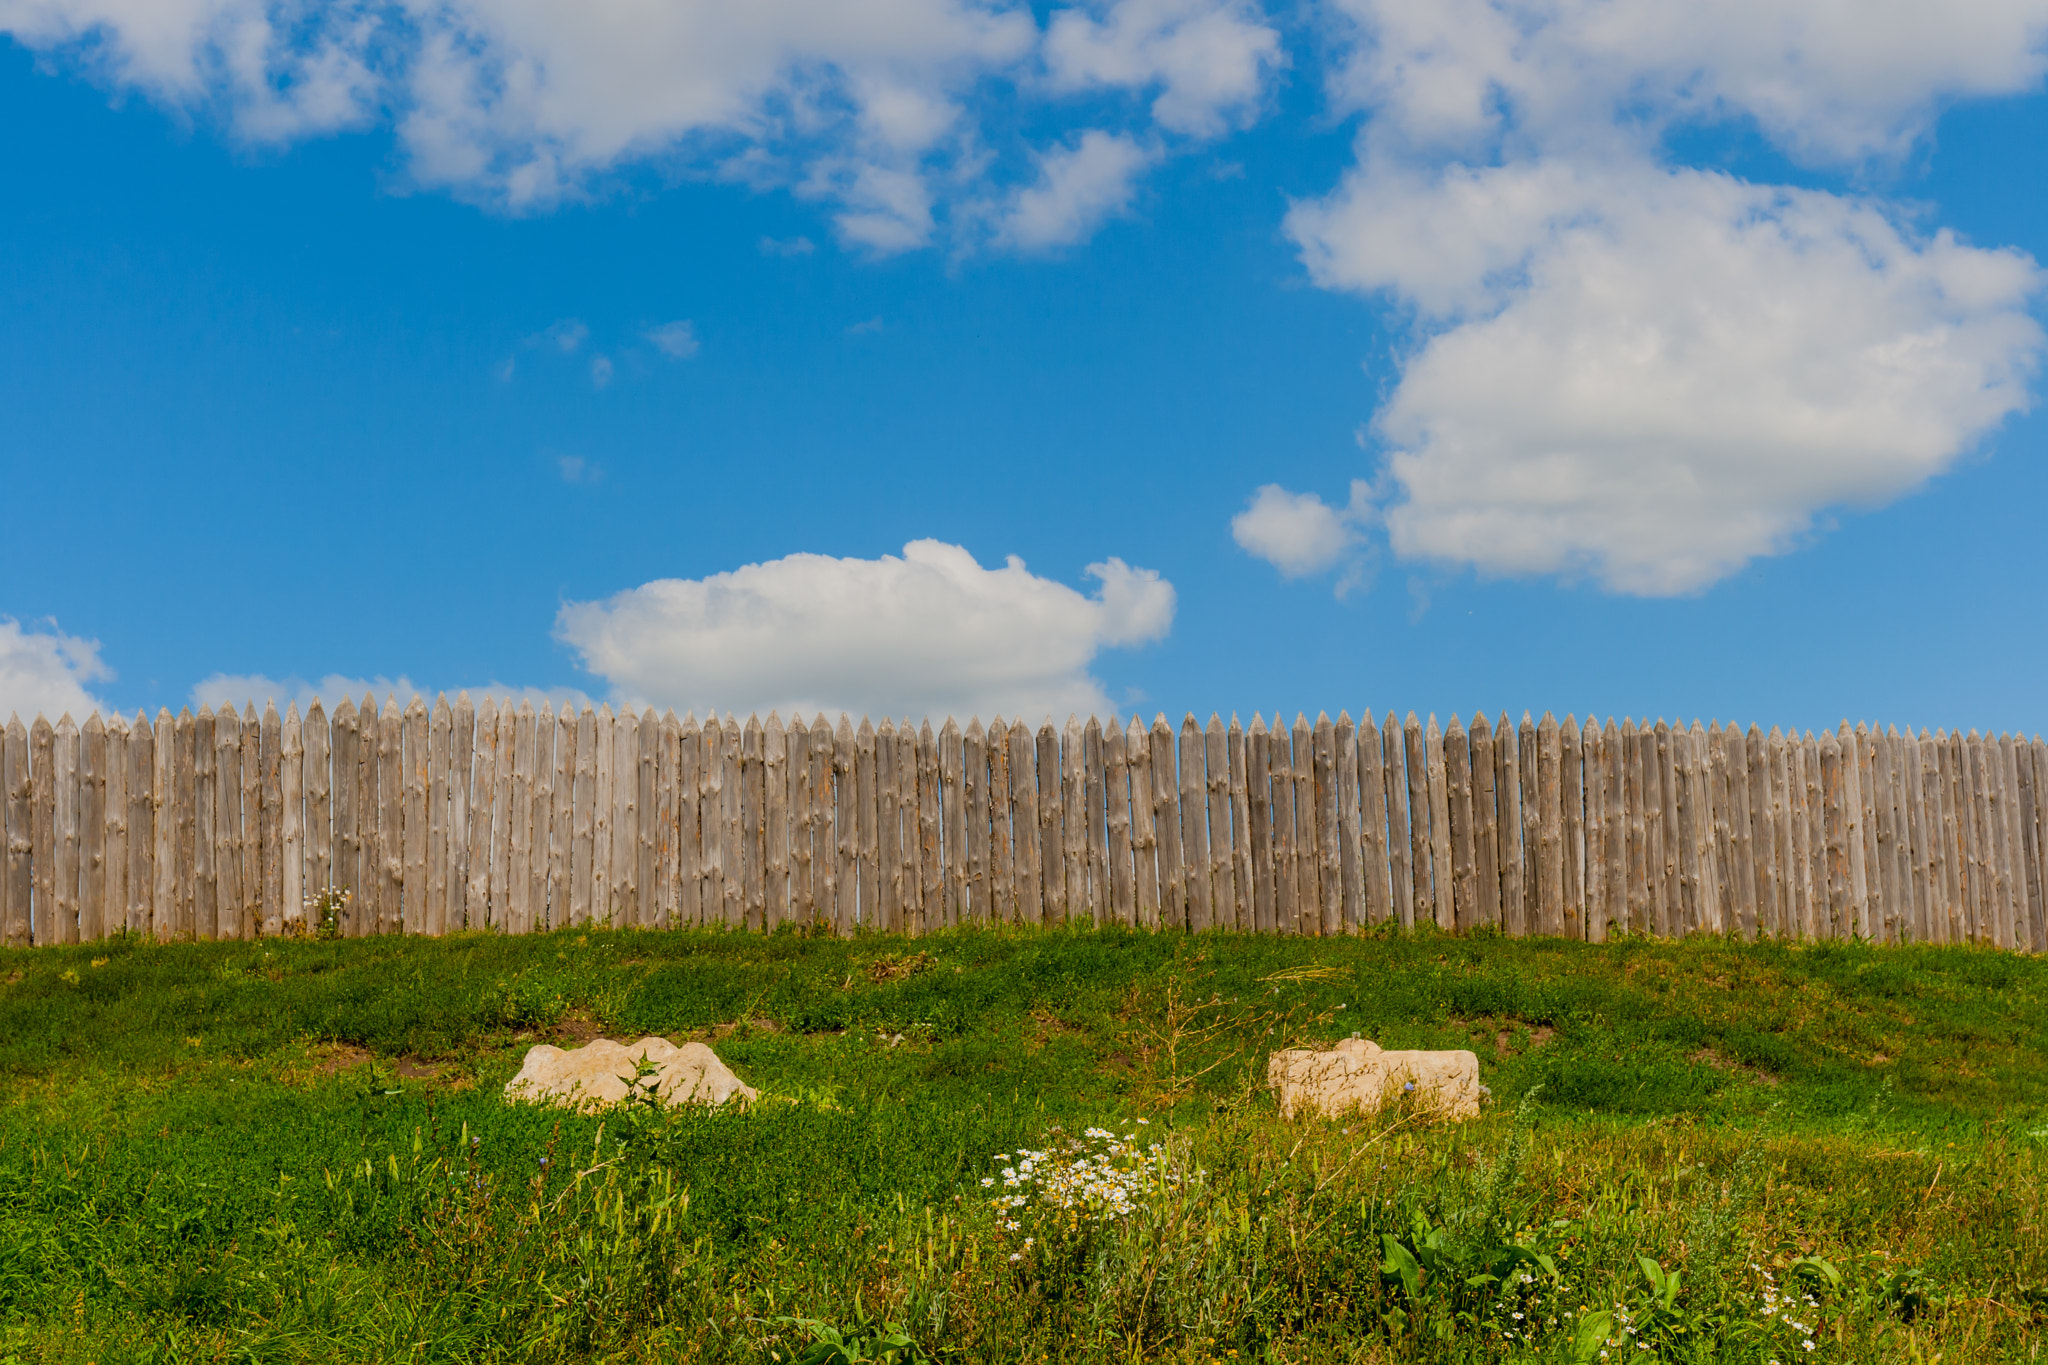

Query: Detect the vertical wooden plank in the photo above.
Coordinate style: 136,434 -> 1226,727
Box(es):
79,713 -> 105,943
1267,716 -> 1297,934
630,710 -> 654,928
1227,715 -> 1253,929
422,697 -> 448,936
374,699 -> 401,935
688,716 -> 712,929
1906,729 -> 1937,943
1339,711 -> 1370,928
526,705 -> 555,930
835,715 -> 858,930
718,716 -> 743,927
508,701 -> 535,935
1496,712 -> 1526,935
875,717 -> 901,932
1420,715 -> 1449,930
1972,731 -> 2004,947
985,719 -> 1013,922
1724,723 -> 1756,939
258,703 -> 282,941
589,705 -> 613,926
896,720 -> 920,931
811,715 -> 836,929
736,715 -> 761,932
1532,713 -> 1559,937
1624,720 -> 1651,936
1444,714 -> 1475,933
1867,726 -> 1899,942
2002,734 -> 2030,951
548,706 -> 573,930
191,708 -> 217,942
128,713 -> 155,936
784,714 -> 809,927
1310,711 -> 1339,936
1837,722 -> 1870,940
347,696 -> 372,934
1745,725 -> 1776,940
1383,712 -> 1413,929
674,715 -> 700,927
566,706 -> 593,927
917,720 -> 941,934
1764,728 -> 1790,939
1517,715 -> 1540,930
1068,716 -> 1095,926
761,713 -> 787,931
1142,715 -> 1175,928
1896,728 -> 1927,944
1288,714 -> 1318,932
1785,734 -> 1812,940
1806,733 -> 1832,939
1948,730 -> 1976,941
1560,715 -> 1585,938
994,718 -> 1025,924
2030,740 -> 2048,952
1107,717 -> 1135,924
1673,722 -> 1705,936
280,703 -> 303,936
27,718 -> 52,945
1599,720 -> 1625,941
1879,729 -> 1909,942
446,694 -> 471,929
1244,715 -> 1271,932
1130,716 -> 1163,929
1399,714 -> 1428,927
1998,736 -> 2031,949
1034,720 -> 1063,924
1922,731 -> 1951,943
149,711 -> 175,940
240,704 -> 263,939
1469,713 -> 1499,931
213,706 -> 242,941
2,718 -> 28,946
938,718 -> 963,927
961,718 -> 986,925
1570,717 -> 1595,938
1089,717 -> 1112,926
31,718 -> 56,944
851,717 -> 875,928
1994,733 -> 2024,950
1656,720 -> 1684,937
397,698 -> 424,937
1820,729 -> 1848,939
172,708 -> 197,939
1357,710 -> 1391,927
616,708 -> 645,928
103,715 -> 128,942
1180,714 -> 1212,931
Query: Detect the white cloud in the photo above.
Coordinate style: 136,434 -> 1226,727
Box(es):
644,320 -> 700,359
1,1 -> 1280,254
535,317 -> 588,352
1273,0 -> 2048,596
996,129 -> 1154,249
0,618 -> 112,720
190,672 -> 595,716
1324,0 -> 2048,164
590,354 -> 614,388
759,235 -> 817,256
556,454 -> 601,483
1044,0 -> 1284,136
1231,484 -> 1359,577
554,539 -> 1174,720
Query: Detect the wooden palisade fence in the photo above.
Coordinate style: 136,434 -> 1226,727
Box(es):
0,698 -> 2043,952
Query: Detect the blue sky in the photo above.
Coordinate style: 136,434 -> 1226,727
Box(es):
3,1 -> 2048,736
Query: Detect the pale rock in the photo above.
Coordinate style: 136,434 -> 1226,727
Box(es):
503,1036 -> 758,1113
1267,1037 -> 1482,1122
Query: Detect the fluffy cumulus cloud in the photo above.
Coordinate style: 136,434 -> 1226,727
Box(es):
1230,484 -> 1358,577
995,129 -> 1154,249
554,539 -> 1175,721
0,618 -> 112,720
0,0 -> 1283,252
1261,0 -> 2048,595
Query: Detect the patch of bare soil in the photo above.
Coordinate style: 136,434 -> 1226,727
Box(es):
548,1010 -> 606,1046
863,951 -> 935,984
306,1043 -> 373,1075
1691,1046 -> 1782,1087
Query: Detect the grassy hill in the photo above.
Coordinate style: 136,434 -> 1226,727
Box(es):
0,926 -> 2043,1362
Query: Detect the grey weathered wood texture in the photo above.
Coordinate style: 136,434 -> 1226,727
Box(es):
7,698 -> 2045,952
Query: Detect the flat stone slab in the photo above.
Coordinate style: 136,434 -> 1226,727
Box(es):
504,1036 -> 758,1113
1267,1037 -> 1482,1122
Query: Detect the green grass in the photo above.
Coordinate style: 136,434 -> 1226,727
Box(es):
0,925 -> 2044,1363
